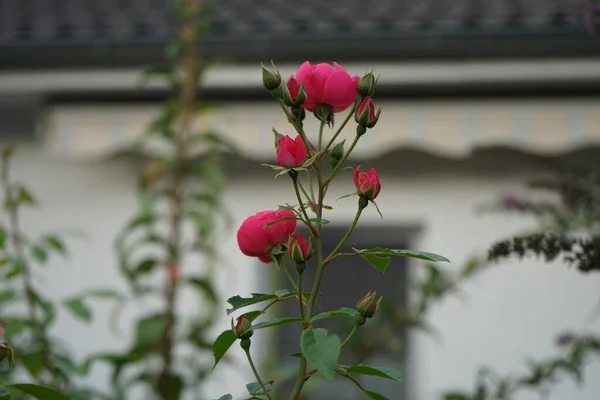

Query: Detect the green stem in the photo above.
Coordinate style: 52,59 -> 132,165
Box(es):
325,200 -> 366,264
339,371 -> 372,398
317,119 -> 325,150
244,347 -> 275,400
291,173 -> 315,237
324,103 -> 357,152
341,323 -> 359,349
274,257 -> 299,292
282,264 -> 299,292
305,171 -> 316,204
290,125 -> 327,399
326,133 -> 361,185
297,269 -> 305,321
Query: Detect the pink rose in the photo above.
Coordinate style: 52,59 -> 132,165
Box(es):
237,208 -> 297,263
353,165 -> 381,200
292,61 -> 360,113
277,135 -> 307,168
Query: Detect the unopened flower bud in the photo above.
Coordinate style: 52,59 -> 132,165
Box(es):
329,140 -> 345,170
355,97 -> 380,129
262,63 -> 282,91
288,232 -> 312,264
234,315 -> 253,340
357,72 -> 376,97
283,76 -> 307,107
356,291 -> 381,319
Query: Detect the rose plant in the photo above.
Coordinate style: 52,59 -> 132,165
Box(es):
212,61 -> 449,400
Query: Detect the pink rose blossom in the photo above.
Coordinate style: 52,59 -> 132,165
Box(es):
237,208 -> 297,263
292,61 -> 360,113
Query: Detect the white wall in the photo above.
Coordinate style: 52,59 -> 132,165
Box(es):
3,144 -> 600,400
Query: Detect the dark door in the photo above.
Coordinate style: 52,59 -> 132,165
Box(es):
272,225 -> 409,399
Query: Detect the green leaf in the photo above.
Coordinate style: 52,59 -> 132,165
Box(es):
366,391 -> 389,400
43,235 -> 67,256
443,394 -> 471,400
212,330 -> 236,370
16,186 -> 37,207
6,383 -> 70,400
0,227 -> 6,249
133,258 -> 158,276
252,317 -> 302,330
246,380 -> 274,396
213,311 -> 262,369
226,290 -> 296,315
212,395 -> 232,400
0,386 -> 10,400
0,289 -> 17,305
353,247 -> 449,273
31,246 -> 48,264
83,289 -> 124,301
64,298 -> 92,322
188,277 -> 218,304
342,365 -> 402,383
300,328 -> 341,381
135,314 -> 168,348
312,307 -> 358,322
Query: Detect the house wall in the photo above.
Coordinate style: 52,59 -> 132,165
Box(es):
3,144 -> 600,400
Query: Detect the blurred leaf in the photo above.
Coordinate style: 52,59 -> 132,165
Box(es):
187,277 -> 218,304
246,380 -> 274,396
312,307 -> 358,322
83,288 -> 124,301
366,391 -> 389,400
341,365 -> 402,383
133,258 -> 159,276
225,290 -> 297,315
6,383 -> 70,400
5,258 -> 24,279
64,298 -> 92,322
251,317 -> 302,330
30,291 -> 55,327
31,246 -> 48,264
300,328 -> 341,381
0,289 -> 18,305
443,394 -> 471,400
135,314 -> 168,348
1,145 -> 16,161
43,235 -> 67,257
0,227 -> 6,248
0,386 -> 9,400
16,186 -> 37,207
19,350 -> 45,376
3,318 -> 30,338
353,247 -> 449,273
212,395 -> 232,400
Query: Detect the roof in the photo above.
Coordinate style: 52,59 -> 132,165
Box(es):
0,0 -> 598,69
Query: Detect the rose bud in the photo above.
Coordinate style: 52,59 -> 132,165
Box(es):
261,63 -> 282,91
353,165 -> 381,201
355,97 -> 380,129
357,72 -> 376,97
356,291 -> 381,319
234,315 -> 253,340
288,232 -> 312,264
276,135 -> 308,168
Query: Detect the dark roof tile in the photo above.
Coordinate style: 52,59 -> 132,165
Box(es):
0,0 -> 593,48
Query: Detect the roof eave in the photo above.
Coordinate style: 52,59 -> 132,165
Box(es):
1,32 -> 599,70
